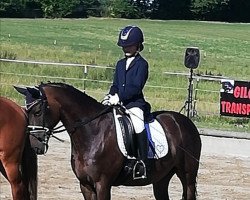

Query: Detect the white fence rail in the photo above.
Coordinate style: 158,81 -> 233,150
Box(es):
0,58 -> 114,69
0,58 -> 221,116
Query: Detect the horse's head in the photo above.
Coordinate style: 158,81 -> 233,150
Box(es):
14,84 -> 61,154
14,84 -> 60,129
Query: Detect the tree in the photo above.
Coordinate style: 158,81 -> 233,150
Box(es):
228,0 -> 250,22
40,0 -> 102,18
79,0 -> 101,17
0,0 -> 25,17
101,0 -> 140,18
132,0 -> 153,18
40,0 -> 82,18
151,0 -> 192,19
191,0 -> 230,21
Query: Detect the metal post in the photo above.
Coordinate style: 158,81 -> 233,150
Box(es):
83,65 -> 88,92
187,68 -> 194,118
193,78 -> 199,117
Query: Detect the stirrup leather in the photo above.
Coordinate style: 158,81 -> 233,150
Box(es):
133,160 -> 147,180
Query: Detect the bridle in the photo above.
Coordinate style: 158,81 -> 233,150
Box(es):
25,85 -> 113,145
26,98 -> 50,133
25,98 -> 51,154
25,91 -> 65,154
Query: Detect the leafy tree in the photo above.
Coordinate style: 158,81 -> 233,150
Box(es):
78,0 -> 101,17
191,0 -> 230,21
101,0 -> 139,18
24,1 -> 43,18
1,0 -> 249,22
0,0 -> 25,17
151,0 -> 192,19
40,0 -> 81,18
228,0 -> 250,22
40,0 -> 102,18
132,0 -> 153,18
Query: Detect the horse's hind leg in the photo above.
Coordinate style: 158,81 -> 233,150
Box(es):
176,167 -> 198,200
153,168 -> 175,200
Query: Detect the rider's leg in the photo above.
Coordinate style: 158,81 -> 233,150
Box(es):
136,129 -> 148,164
128,107 -> 148,177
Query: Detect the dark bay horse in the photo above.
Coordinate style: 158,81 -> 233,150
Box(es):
0,97 -> 37,200
15,82 -> 202,200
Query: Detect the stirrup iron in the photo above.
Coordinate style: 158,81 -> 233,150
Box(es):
133,160 -> 147,180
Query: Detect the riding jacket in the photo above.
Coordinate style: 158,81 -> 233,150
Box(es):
109,54 -> 151,115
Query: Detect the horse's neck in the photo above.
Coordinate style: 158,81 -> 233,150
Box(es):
53,91 -> 103,135
58,97 -> 104,153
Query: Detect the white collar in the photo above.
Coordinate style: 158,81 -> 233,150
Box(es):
126,56 -> 135,70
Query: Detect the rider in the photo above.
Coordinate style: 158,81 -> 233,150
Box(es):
102,25 -> 151,179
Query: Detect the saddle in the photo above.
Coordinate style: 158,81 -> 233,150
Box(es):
113,107 -> 168,160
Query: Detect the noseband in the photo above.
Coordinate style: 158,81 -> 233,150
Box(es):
25,98 -> 51,154
26,98 -> 50,132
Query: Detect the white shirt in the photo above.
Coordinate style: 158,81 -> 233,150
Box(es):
126,56 -> 135,70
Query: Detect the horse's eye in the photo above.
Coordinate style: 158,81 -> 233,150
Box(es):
34,110 -> 42,116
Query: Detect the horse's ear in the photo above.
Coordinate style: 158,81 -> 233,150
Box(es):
13,86 -> 28,96
27,87 -> 41,99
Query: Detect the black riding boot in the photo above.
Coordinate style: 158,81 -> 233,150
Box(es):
133,129 -> 148,179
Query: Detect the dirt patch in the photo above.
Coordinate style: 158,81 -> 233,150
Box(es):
1,134 -> 250,200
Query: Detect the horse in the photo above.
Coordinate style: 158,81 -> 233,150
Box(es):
15,82 -> 202,200
0,96 -> 38,200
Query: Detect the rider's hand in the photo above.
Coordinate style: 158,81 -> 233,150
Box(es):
102,94 -> 111,105
102,94 -> 119,105
108,94 -> 119,105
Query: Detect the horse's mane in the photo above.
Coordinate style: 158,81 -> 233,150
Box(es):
40,82 -> 100,105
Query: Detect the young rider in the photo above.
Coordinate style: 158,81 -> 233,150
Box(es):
102,25 -> 151,178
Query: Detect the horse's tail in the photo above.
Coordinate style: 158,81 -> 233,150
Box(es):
22,135 -> 38,200
178,113 -> 202,199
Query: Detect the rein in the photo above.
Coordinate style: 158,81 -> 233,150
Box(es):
52,124 -> 66,133
73,106 -> 112,129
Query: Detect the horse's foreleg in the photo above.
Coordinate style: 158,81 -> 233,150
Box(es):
3,162 -> 28,200
80,183 -> 97,200
80,181 -> 111,200
95,180 -> 111,200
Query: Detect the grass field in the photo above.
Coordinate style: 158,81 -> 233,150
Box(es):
0,18 -> 249,132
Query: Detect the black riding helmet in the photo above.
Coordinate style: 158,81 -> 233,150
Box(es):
117,25 -> 144,51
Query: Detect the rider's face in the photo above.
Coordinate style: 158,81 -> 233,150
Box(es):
122,45 -> 138,56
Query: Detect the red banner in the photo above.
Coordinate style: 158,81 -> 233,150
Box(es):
220,80 -> 250,118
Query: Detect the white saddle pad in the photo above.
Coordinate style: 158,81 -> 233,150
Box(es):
113,108 -> 168,159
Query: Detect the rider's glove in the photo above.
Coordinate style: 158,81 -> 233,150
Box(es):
102,94 -> 119,105
102,94 -> 111,105
108,93 -> 119,105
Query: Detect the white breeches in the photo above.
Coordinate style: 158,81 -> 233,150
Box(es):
128,107 -> 144,134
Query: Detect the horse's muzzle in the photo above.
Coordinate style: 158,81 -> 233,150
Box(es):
28,126 -> 50,155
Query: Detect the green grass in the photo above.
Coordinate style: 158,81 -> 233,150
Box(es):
0,18 -> 249,132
